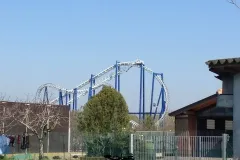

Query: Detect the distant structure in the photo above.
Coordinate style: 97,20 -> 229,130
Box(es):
36,59 -> 169,123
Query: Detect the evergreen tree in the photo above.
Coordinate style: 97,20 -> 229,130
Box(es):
78,86 -> 130,134
77,86 -> 130,157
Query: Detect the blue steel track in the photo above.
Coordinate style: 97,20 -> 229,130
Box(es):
36,59 -> 169,125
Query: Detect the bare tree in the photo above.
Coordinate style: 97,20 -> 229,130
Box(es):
133,113 -> 175,132
227,0 -> 240,8
4,100 -> 69,160
0,95 -> 16,134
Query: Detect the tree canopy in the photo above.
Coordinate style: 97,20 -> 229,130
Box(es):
78,86 -> 130,134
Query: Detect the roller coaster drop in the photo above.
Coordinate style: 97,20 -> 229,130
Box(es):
36,59 -> 169,124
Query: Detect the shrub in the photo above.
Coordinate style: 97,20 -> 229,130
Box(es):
52,156 -> 61,159
72,155 -> 79,159
0,155 -> 9,160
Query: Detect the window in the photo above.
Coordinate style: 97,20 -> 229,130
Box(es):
207,119 -> 215,129
225,120 -> 233,130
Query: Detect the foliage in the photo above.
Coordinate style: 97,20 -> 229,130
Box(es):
143,115 -> 156,131
52,156 -> 61,159
78,86 -> 130,134
77,86 -> 130,157
133,113 -> 175,131
83,132 -> 130,157
70,111 -> 83,152
129,115 -> 139,122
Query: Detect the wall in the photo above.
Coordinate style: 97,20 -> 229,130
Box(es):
233,72 -> 240,158
1,102 -> 69,154
175,113 -> 197,136
222,75 -> 234,94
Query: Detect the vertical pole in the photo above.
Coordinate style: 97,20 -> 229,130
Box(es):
25,108 -> 29,154
72,92 -> 75,111
73,88 -> 77,110
68,105 -> 71,153
88,75 -> 93,100
44,87 -> 49,104
161,74 -> 165,115
153,107 -> 158,120
75,89 -> 78,110
118,64 -> 120,92
222,134 -> 228,160
92,75 -> 96,96
130,134 -> 134,154
65,92 -> 68,106
150,73 -> 155,116
159,74 -> 166,119
47,106 -> 50,153
115,61 -> 118,90
142,65 -> 145,120
59,90 -> 63,105
68,94 -> 71,110
139,64 -> 143,120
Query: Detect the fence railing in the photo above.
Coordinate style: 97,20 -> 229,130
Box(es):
0,132 -> 232,160
131,133 -> 229,160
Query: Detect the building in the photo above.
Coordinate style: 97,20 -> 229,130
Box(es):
206,57 -> 240,158
0,101 -> 69,154
169,90 -> 232,137
169,57 -> 240,158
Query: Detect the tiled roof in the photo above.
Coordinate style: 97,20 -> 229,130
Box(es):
206,57 -> 240,66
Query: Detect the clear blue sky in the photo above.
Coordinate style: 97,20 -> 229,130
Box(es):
0,0 -> 240,112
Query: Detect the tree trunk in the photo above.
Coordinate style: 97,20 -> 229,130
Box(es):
39,139 -> 44,160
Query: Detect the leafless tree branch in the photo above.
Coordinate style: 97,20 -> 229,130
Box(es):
0,95 -> 69,159
227,0 -> 240,8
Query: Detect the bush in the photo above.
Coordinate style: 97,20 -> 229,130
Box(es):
0,155 -> 9,160
84,133 -> 130,157
72,155 -> 79,159
52,156 -> 61,159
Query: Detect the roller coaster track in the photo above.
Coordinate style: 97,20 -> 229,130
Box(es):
36,59 -> 169,126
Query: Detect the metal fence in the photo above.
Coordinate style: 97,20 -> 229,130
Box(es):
131,133 -> 229,160
2,132 -> 230,160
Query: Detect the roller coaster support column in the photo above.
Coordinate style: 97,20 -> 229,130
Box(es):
73,88 -> 77,110
65,92 -> 68,106
68,94 -> 71,109
158,74 -> 165,119
150,73 -> 163,117
88,74 -> 94,100
150,73 -> 155,116
118,63 -> 120,92
139,64 -> 145,120
59,90 -> 63,105
139,64 -> 143,120
115,61 -> 120,92
92,75 -> 96,96
142,65 -> 145,120
43,86 -> 49,104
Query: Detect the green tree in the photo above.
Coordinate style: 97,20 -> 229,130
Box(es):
78,86 -> 130,134
143,115 -> 156,131
77,86 -> 130,157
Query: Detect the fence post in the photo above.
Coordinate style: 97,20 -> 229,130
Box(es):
222,134 -> 228,160
130,134 -> 134,154
199,136 -> 202,159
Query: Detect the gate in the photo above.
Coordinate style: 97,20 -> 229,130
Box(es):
131,133 -> 229,160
